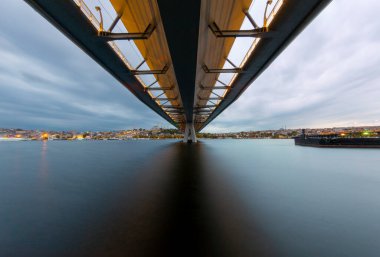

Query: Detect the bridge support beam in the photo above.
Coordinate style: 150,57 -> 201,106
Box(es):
183,123 -> 197,143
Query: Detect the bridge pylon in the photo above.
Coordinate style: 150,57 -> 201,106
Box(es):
183,123 -> 197,143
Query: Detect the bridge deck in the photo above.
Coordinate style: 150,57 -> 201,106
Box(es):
25,0 -> 331,132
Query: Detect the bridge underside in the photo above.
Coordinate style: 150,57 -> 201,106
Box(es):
25,0 -> 331,137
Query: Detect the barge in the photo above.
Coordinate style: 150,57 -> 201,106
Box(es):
294,129 -> 380,148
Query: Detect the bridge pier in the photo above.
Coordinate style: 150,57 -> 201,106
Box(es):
183,123 -> 197,143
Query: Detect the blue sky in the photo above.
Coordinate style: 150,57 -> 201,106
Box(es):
0,1 -> 379,132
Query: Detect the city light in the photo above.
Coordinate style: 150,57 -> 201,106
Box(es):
41,133 -> 49,140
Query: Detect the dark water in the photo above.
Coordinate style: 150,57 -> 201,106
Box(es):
1,139 -> 380,257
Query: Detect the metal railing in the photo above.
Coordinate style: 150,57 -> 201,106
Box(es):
72,0 -> 181,115
197,0 -> 284,112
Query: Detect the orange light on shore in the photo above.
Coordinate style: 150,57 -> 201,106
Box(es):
41,133 -> 49,140
15,134 -> 22,138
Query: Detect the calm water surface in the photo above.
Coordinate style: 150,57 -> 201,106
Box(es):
1,139 -> 380,256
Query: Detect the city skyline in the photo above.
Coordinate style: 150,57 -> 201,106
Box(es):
0,1 -> 379,132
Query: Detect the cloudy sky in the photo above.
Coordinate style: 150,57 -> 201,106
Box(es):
0,0 -> 379,132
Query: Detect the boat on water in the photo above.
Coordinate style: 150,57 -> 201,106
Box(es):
294,130 -> 380,148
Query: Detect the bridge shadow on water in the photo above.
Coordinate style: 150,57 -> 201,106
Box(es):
83,142 -> 274,257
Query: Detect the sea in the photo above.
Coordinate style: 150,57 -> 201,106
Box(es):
1,139 -> 380,257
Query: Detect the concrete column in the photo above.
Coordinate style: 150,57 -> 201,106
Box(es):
183,123 -> 197,143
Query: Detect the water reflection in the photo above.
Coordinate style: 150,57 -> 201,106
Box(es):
83,142 -> 274,257
39,140 -> 49,179
3,140 -> 379,257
